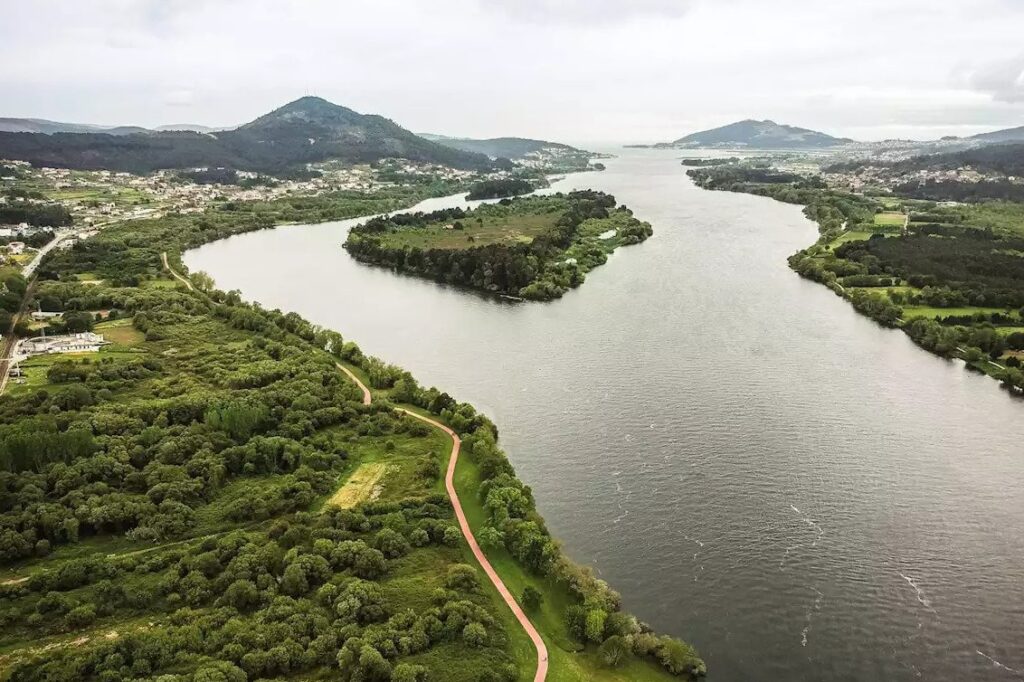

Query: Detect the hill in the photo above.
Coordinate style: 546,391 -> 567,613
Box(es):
0,118 -> 148,135
0,97 -> 494,174
422,135 -> 598,172
968,125 -> 1024,145
662,119 -> 853,149
829,142 -> 1024,177
423,135 -> 587,159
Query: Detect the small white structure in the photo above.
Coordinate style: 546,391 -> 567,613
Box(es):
17,332 -> 109,356
7,241 -> 25,255
31,311 -> 63,321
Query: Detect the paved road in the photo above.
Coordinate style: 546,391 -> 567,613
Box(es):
21,232 -> 68,278
339,366 -> 548,681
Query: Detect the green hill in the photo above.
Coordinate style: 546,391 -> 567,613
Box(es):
0,97 -> 494,174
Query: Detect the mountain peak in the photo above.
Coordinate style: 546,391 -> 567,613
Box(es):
667,119 -> 852,149
242,96 -> 363,130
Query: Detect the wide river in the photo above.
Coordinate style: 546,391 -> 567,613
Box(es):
186,149 -> 1024,682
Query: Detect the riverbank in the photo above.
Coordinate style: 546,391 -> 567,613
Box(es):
0,181 -> 704,681
687,164 -> 1024,396
181,149 -> 1024,682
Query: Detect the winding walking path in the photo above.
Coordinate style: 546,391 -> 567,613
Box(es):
161,252 -> 194,290
155,254 -> 547,678
339,365 -> 548,681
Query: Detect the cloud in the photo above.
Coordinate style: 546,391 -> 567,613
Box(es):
961,52 -> 1024,103
163,89 -> 195,107
480,0 -> 694,25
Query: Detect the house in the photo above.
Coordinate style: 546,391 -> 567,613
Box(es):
17,332 -> 109,356
6,241 -> 25,255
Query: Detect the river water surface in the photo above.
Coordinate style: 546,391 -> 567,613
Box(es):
186,149 -> 1024,682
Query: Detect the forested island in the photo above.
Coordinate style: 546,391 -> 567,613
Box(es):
344,191 -> 653,300
0,180 -> 702,680
465,178 -> 535,200
689,164 -> 1024,393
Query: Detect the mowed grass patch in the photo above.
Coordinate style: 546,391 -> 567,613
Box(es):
377,211 -> 561,251
901,305 -> 1019,319
874,212 -> 906,227
326,461 -> 390,508
95,318 -> 144,346
827,230 -> 875,248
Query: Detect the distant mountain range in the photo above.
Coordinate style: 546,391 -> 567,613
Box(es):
962,125 -> 1024,145
0,118 -> 150,136
0,98 -> 494,174
419,134 -> 590,159
649,118 -> 1024,151
0,118 -> 227,135
654,119 -> 853,149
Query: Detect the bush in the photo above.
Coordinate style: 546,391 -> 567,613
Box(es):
463,621 -> 487,647
521,585 -> 542,612
599,635 -> 630,667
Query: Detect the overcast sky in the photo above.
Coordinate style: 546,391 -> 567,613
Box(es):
3,0 -> 1023,144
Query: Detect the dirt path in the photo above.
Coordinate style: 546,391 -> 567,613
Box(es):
338,366 -> 548,681
336,363 -> 371,405
161,252 -> 194,291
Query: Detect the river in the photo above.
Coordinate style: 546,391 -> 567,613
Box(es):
185,148 -> 1024,682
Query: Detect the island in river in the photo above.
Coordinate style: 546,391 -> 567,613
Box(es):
343,191 -> 653,300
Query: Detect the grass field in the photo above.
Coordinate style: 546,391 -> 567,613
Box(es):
901,305 -> 1019,319
378,211 -> 561,251
874,212 -> 906,227
326,461 -> 390,508
94,318 -> 144,346
827,230 -> 875,248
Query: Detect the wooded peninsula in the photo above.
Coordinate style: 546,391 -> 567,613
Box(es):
0,184 -> 703,681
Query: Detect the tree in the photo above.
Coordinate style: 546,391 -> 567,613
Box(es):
223,579 -> 260,611
585,608 -> 608,643
521,585 -> 542,612
599,635 -> 629,668
463,621 -> 487,647
62,310 -> 94,333
281,562 -> 309,596
477,525 -> 504,550
442,525 -> 461,546
392,663 -> 428,682
445,564 -> 479,591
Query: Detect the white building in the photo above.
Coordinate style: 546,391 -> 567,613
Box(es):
17,332 -> 109,356
7,241 -> 25,255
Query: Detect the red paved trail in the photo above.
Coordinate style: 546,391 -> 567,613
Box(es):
338,365 -> 547,681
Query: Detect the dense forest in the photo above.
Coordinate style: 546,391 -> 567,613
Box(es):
891,178 -> 1024,203
465,179 -> 534,200
344,191 -> 653,300
679,158 -> 738,167
0,179 -> 703,680
0,196 -> 74,227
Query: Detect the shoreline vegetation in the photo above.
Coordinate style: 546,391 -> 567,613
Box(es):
0,183 -> 704,680
343,191 -> 653,301
466,179 -> 537,201
687,164 -> 1024,395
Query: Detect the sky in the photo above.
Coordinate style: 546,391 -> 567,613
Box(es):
2,0 -> 1024,144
